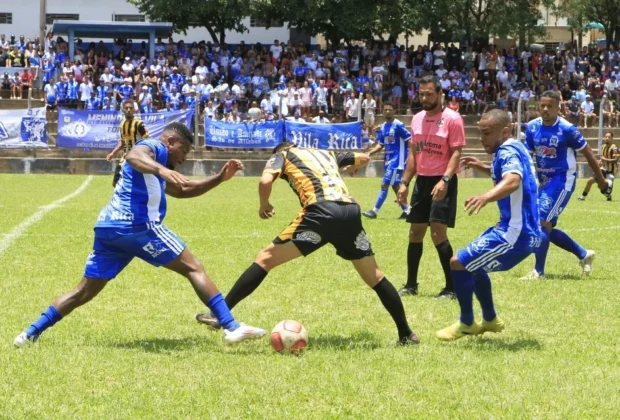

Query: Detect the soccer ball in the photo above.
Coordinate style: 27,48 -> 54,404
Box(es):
270,320 -> 308,354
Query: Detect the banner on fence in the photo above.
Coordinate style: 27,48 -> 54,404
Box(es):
204,119 -> 283,149
57,109 -> 194,149
285,121 -> 362,150
204,119 -> 363,150
0,107 -> 47,148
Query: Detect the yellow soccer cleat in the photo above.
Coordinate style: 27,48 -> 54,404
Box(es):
436,320 -> 482,341
479,316 -> 505,335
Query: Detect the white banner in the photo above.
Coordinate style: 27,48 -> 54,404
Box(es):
0,107 -> 48,148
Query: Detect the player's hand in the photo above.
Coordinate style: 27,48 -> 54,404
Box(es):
106,152 -> 115,161
460,156 -> 483,170
597,178 -> 609,194
259,202 -> 275,219
159,167 -> 190,187
464,194 -> 489,216
219,159 -> 244,182
342,165 -> 359,177
397,184 -> 409,206
431,180 -> 448,201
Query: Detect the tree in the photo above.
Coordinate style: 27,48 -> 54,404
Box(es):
129,0 -> 250,44
555,0 -> 620,48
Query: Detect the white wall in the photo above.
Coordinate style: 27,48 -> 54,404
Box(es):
0,0 -> 314,45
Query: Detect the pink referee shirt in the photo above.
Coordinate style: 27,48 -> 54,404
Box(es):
411,108 -> 466,176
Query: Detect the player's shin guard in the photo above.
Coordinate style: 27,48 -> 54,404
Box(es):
452,270 -> 475,325
435,241 -> 454,290
473,273 -> 496,322
534,228 -> 551,276
207,293 -> 239,331
406,242 -> 423,288
373,277 -> 413,340
224,263 -> 268,310
25,305 -> 63,339
550,229 -> 587,260
373,188 -> 389,213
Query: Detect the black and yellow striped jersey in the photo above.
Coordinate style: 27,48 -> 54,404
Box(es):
120,117 -> 148,161
601,142 -> 619,174
263,147 -> 363,208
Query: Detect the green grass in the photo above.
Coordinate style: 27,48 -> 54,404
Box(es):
1,174 -> 619,418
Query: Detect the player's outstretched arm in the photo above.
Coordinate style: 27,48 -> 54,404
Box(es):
166,159 -> 244,199
258,171 -> 278,219
106,140 -> 124,161
126,145 -> 189,186
337,152 -> 370,176
460,156 -> 492,177
580,146 -> 608,192
464,173 -> 521,215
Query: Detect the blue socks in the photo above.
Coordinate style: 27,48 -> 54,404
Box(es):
25,305 -> 63,338
534,228 -> 551,275
373,188 -> 389,211
452,270 -> 475,325
473,273 -> 496,322
207,293 -> 240,331
550,229 -> 587,260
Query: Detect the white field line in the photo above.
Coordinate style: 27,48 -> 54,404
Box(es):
0,176 -> 94,256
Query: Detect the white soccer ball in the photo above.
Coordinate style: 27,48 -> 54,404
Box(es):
270,320 -> 308,354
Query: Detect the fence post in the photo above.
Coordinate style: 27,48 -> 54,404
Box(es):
28,86 -> 32,110
516,92 -> 523,141
194,104 -> 200,149
357,96 -> 361,122
279,95 -> 283,119
597,95 -> 607,154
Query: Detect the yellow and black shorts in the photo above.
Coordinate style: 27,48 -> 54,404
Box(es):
274,201 -> 374,261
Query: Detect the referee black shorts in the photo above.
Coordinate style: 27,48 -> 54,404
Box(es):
406,175 -> 458,228
274,201 -> 375,260
112,164 -> 122,187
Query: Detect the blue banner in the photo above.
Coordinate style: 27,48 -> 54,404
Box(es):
285,121 -> 362,150
0,107 -> 47,148
204,119 -> 283,149
57,109 -> 194,149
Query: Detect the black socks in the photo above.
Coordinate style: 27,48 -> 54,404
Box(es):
224,263 -> 268,310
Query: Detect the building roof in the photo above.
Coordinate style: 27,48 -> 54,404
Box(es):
51,20 -> 173,39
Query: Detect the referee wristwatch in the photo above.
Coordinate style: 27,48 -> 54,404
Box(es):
400,179 -> 410,187
441,175 -> 451,183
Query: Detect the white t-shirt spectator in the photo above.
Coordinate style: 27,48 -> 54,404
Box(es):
581,101 -> 594,113
605,79 -> 617,93
195,65 -> 209,80
122,62 -> 134,75
461,89 -> 474,101
362,98 -> 376,116
521,89 -> 533,101
312,115 -> 330,123
433,49 -> 446,66
79,82 -> 93,101
435,68 -> 448,78
314,87 -> 328,105
100,73 -> 114,84
270,44 -> 283,60
440,79 -> 451,90
345,97 -> 360,119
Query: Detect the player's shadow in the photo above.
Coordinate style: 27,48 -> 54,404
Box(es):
462,336 -> 543,352
543,273 -> 583,281
311,331 -> 382,351
109,336 -> 212,354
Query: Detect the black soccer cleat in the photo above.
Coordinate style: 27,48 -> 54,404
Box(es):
196,312 -> 221,330
398,212 -> 408,220
398,285 -> 418,297
436,288 -> 457,299
362,210 -> 377,219
397,332 -> 420,346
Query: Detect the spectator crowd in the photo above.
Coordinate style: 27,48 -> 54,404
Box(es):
2,31 -> 620,131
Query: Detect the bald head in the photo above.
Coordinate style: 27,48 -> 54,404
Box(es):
480,109 -> 511,128
478,109 -> 512,154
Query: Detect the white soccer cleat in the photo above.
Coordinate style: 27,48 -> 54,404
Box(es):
13,332 -> 35,349
519,269 -> 544,280
579,250 -> 596,277
223,323 -> 266,345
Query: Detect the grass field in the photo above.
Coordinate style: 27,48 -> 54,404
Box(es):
1,174 -> 619,419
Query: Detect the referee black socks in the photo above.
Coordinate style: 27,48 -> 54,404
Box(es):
435,240 -> 454,291
406,242 -> 423,289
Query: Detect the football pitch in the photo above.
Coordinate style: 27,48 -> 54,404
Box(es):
1,174 -> 619,418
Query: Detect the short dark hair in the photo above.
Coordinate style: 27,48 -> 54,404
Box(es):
273,142 -> 295,154
605,131 -> 614,138
165,122 -> 193,145
123,99 -> 135,108
383,101 -> 394,108
481,109 -> 511,128
419,75 -> 442,93
540,90 -> 562,105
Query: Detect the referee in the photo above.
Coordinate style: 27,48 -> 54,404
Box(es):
106,99 -> 149,187
397,75 -> 466,299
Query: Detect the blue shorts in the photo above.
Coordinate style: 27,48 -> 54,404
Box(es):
84,224 -> 186,280
538,179 -> 574,225
382,168 -> 403,186
457,227 -> 538,275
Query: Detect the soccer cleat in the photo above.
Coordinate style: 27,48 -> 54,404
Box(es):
397,332 -> 420,346
13,332 -> 36,348
224,323 -> 266,345
398,212 -> 408,220
579,250 -> 595,277
436,320 -> 482,341
196,312 -> 221,330
577,196 -> 586,201
479,316 -> 505,335
398,285 -> 418,297
607,195 -> 612,202
519,269 -> 544,280
436,288 -> 456,299
362,210 -> 377,219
